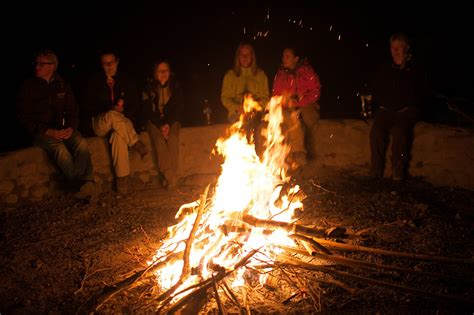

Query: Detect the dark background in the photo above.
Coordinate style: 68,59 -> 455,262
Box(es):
3,2 -> 473,152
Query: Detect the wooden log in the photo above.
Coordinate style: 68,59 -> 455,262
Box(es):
279,245 -> 472,283
155,185 -> 209,304
279,255 -> 474,306
160,249 -> 260,314
242,214 -> 326,238
311,238 -> 474,264
290,234 -> 332,255
241,214 -> 473,264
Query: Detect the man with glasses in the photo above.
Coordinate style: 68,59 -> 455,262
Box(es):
17,50 -> 95,199
83,51 -> 147,195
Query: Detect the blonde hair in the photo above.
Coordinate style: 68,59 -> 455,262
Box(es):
233,42 -> 259,77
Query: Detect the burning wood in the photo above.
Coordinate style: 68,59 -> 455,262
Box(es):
82,96 -> 473,314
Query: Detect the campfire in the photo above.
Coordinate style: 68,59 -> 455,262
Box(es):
82,96 -> 474,314
146,95 -> 310,312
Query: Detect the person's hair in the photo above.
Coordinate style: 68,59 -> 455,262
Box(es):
283,46 -> 300,58
35,49 -> 58,67
152,59 -> 171,73
389,32 -> 410,46
99,49 -> 119,61
233,42 -> 259,77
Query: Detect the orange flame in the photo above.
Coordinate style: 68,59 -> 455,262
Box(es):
148,95 -> 303,296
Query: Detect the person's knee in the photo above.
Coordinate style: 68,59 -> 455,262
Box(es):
109,130 -> 123,144
75,136 -> 89,153
370,127 -> 382,141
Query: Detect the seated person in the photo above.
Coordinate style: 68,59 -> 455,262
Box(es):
272,46 -> 321,170
17,49 -> 95,199
140,60 -> 184,189
221,42 -> 270,123
82,50 -> 147,194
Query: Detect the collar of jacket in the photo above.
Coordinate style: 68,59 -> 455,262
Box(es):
280,58 -> 309,74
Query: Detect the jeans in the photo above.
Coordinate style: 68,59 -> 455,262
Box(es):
35,130 -> 93,182
370,106 -> 419,178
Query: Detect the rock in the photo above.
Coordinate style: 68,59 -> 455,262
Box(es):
4,194 -> 18,204
0,180 -> 15,194
36,175 -> 50,184
30,184 -> 49,199
138,173 -> 151,184
20,189 -> 29,198
19,163 -> 37,176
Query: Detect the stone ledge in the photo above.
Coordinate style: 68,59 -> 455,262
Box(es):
0,121 -> 472,206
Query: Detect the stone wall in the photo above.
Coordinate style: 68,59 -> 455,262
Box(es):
312,120 -> 474,190
0,121 -> 472,207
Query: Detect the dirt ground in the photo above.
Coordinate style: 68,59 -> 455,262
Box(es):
1,167 -> 473,314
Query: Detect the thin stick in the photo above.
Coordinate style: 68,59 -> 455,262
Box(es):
161,249 -> 260,314
212,274 -> 226,315
242,214 -> 473,264
279,245 -> 472,283
155,185 -> 209,304
310,179 -> 337,195
314,278 -> 357,295
280,255 -> 474,306
290,234 -> 332,255
79,250 -> 184,313
74,267 -> 111,295
311,238 -> 474,264
222,279 -> 242,308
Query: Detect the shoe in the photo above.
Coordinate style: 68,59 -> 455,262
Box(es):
369,168 -> 383,180
74,180 -> 96,200
392,174 -> 405,181
167,176 -> 178,190
159,176 -> 169,189
116,176 -> 129,194
132,140 -> 148,159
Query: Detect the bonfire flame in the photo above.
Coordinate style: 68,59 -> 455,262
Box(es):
148,95 -> 303,298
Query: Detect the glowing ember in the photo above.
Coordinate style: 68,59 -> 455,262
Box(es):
148,95 -> 303,298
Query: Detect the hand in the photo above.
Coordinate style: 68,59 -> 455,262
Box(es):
288,99 -> 298,108
61,127 -> 74,140
160,124 -> 170,140
45,128 -> 64,140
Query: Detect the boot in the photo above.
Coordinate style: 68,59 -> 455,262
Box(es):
74,180 -> 97,200
132,140 -> 148,159
116,176 -> 129,195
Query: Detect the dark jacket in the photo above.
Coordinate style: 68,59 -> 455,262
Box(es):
17,74 -> 78,136
139,77 -> 184,128
371,60 -> 429,112
81,72 -> 140,135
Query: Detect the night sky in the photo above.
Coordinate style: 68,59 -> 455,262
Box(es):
3,2 -> 473,152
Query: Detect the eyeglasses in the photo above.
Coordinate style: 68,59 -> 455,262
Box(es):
102,61 -> 117,67
34,61 -> 55,66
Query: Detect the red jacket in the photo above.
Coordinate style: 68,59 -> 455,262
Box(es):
272,59 -> 321,107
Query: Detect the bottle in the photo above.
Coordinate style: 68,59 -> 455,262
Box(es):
203,99 -> 212,125
60,111 -> 66,129
360,94 -> 373,119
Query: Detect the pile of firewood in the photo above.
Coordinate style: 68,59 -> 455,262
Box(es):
80,187 -> 473,314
